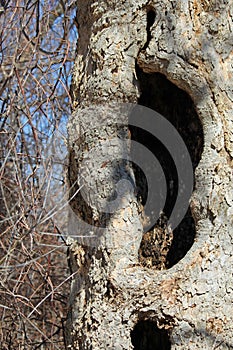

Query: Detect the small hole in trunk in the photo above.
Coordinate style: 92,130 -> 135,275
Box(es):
131,320 -> 171,350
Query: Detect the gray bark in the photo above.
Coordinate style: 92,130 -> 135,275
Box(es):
66,0 -> 233,349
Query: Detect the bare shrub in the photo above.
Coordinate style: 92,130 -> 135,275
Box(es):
0,1 -> 77,348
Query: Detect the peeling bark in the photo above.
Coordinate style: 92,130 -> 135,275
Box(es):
66,1 -> 233,349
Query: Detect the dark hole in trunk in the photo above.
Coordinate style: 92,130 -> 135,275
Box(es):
131,320 -> 171,350
130,67 -> 204,269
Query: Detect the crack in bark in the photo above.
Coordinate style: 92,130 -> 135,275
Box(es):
142,8 -> 156,51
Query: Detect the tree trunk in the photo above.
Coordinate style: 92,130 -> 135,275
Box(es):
66,0 -> 233,349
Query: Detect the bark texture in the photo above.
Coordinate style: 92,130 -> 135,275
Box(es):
66,0 -> 233,349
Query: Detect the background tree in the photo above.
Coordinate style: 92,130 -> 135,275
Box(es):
67,0 -> 233,349
0,1 -> 77,348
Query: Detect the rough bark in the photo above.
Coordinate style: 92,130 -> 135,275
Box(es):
66,0 -> 233,349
